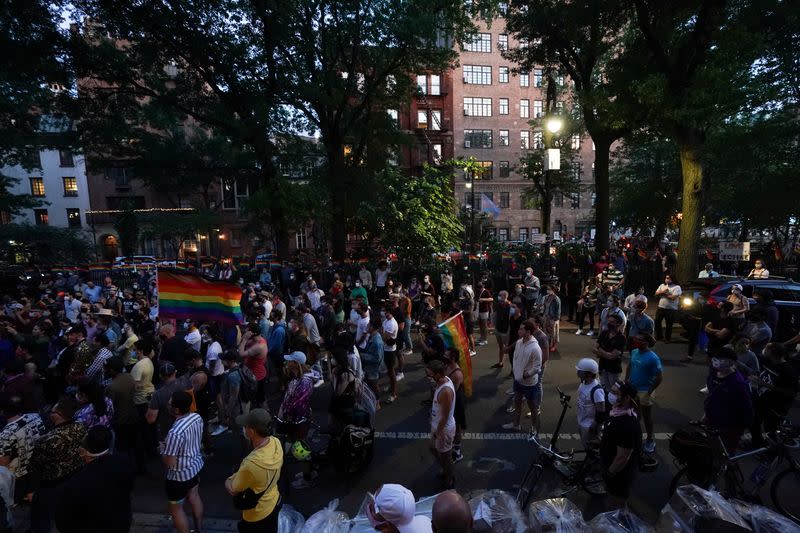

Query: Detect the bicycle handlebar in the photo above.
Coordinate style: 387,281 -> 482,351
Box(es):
556,386 -> 571,405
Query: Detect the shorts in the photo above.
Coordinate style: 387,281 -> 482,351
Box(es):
637,390 -> 655,407
165,474 -> 199,503
495,332 -> 510,346
432,428 -> 455,453
479,311 -> 490,321
383,350 -> 397,370
513,380 -> 542,407
463,314 -> 474,336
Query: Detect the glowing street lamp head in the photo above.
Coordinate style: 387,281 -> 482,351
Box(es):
545,117 -> 563,133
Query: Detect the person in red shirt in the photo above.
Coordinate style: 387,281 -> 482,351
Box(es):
593,255 -> 609,277
238,322 -> 268,408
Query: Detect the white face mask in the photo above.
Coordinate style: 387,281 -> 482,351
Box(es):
607,392 -> 619,406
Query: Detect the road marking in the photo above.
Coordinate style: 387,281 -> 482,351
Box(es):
375,431 -> 673,441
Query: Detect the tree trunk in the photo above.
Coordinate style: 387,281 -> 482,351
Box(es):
593,139 -> 612,254
257,147 -> 290,258
541,189 -> 552,238
675,133 -> 706,284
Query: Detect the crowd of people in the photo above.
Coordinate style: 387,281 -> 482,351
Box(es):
0,252 -> 796,532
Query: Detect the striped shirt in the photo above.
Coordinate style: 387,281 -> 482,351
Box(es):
163,413 -> 204,481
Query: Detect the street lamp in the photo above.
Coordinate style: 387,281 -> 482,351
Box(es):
465,180 -> 475,253
545,117 -> 563,134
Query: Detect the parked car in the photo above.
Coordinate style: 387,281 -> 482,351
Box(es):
680,276 -> 800,341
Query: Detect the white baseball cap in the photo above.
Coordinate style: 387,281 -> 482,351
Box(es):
284,351 -> 307,365
374,484 -> 431,533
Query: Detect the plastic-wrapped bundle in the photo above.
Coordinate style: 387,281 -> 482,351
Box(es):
279,504 -> 306,532
527,498 -> 588,533
588,508 -> 654,533
656,485 -> 751,532
300,499 -> 349,533
468,490 -> 530,532
730,499 -> 800,533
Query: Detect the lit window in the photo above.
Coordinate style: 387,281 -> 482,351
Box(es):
432,144 -> 443,164
499,66 -> 509,83
476,161 -> 493,179
499,129 -> 509,146
416,74 -> 427,94
499,98 -> 509,115
67,208 -> 81,228
418,110 -> 428,129
571,134 -> 581,150
464,33 -> 491,53
520,71 -> 529,87
520,99 -> 529,118
520,131 -> 530,149
34,209 -> 49,226
63,177 -> 78,197
29,177 -> 45,197
296,227 -> 307,249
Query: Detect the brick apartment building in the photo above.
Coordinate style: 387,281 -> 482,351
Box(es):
449,15 -> 597,243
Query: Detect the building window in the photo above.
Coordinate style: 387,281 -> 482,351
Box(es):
108,166 -> 132,188
417,110 -> 428,129
571,134 -> 581,150
557,74 -> 565,85
221,178 -> 249,212
464,192 -> 472,208
499,1 -> 508,14
230,229 -> 242,247
59,150 -> 74,167
554,193 -> 563,207
592,140 -> 596,151
464,32 -> 491,53
430,74 -> 441,95
534,69 -> 543,87
519,228 -> 529,241
476,161 -> 493,180
592,162 -> 596,178
555,101 -> 564,111
0,212 -> 10,225
520,130 -> 530,149
533,131 -> 544,149
296,227 -> 308,249
499,129 -> 509,146
34,209 -> 48,226
571,191 -> 580,209
29,177 -> 45,197
498,34 -> 508,50
532,227 -> 540,234
432,143 -> 443,164
463,97 -> 492,117
482,192 -> 494,201
387,109 -> 399,125
416,74 -> 427,94
499,66 -> 509,83
430,110 -> 442,130
499,98 -> 509,115
591,189 -> 597,206
463,129 -> 493,149
498,228 -> 509,241
520,99 -> 529,118
499,192 -> 510,208
487,228 -> 497,239
62,177 -> 78,197
533,100 -> 543,117
499,161 -> 510,177
66,208 -> 81,228
463,65 -> 491,85
520,71 -> 530,87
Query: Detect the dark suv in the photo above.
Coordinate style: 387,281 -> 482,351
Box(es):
680,276 -> 800,341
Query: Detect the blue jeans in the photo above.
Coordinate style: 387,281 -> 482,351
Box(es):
401,317 -> 413,351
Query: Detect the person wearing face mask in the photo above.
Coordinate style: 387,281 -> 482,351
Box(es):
599,295 -> 626,334
748,259 -> 769,279
239,321 -> 268,407
701,301 -> 737,362
420,274 -> 437,308
64,292 -> 83,323
726,284 -> 749,323
624,333 -> 662,454
698,263 -> 720,278
600,381 -> 642,507
575,277 -> 599,336
358,264 -> 374,292
367,483 -> 433,532
593,315 -> 626,391
654,274 -> 681,342
225,409 -> 283,532
350,279 -> 368,304
277,352 -> 313,432
502,321 -> 542,439
542,285 -> 561,352
575,358 -> 606,448
382,305 -> 400,402
703,347 -> 753,454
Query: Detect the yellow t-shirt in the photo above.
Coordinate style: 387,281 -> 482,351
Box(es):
228,436 -> 283,522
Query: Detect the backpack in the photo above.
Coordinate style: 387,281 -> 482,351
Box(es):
589,384 -> 611,424
233,366 -> 258,403
331,424 -> 374,474
669,428 -> 713,474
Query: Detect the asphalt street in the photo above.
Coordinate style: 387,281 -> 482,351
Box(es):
124,319 -> 740,529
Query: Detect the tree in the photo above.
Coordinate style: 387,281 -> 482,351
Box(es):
505,0 -> 636,253
625,0 -> 770,282
609,132 -> 682,239
356,165 -> 463,262
0,225 -> 91,265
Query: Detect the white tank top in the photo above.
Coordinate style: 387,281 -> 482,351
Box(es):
431,377 -> 456,432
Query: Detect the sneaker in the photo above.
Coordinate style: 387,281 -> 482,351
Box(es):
699,386 -> 709,394
525,411 -> 532,418
210,425 -> 229,437
452,449 -> 464,464
477,339 -> 488,346
291,477 -> 317,490
469,350 -> 476,357
502,422 -> 521,431
395,372 -> 405,382
314,379 -> 325,388
384,395 -> 397,404
643,439 -> 656,454
586,330 -> 596,337
505,405 -> 516,413
575,329 -> 583,336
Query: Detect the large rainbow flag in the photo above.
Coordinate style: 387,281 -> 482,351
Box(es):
437,311 -> 473,397
158,270 -> 243,325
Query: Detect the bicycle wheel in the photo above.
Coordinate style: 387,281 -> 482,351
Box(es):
770,466 -> 800,524
516,462 -> 544,510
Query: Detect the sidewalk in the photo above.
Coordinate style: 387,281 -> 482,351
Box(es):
131,513 -> 239,532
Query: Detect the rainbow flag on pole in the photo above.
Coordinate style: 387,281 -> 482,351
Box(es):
158,270 -> 243,325
437,311 -> 473,397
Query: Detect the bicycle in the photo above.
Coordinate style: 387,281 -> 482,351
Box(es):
668,421 -> 800,524
516,387 -> 607,510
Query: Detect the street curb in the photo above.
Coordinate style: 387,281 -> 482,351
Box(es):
132,512 -> 239,532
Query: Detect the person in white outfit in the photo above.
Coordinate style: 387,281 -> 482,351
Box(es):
427,359 -> 456,489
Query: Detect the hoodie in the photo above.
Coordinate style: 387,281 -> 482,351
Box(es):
228,436 -> 284,521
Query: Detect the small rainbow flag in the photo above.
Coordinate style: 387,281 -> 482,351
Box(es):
158,270 -> 243,325
502,252 -> 512,260
269,260 -> 282,269
437,312 -> 473,397
254,259 -> 267,267
358,257 -> 369,264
